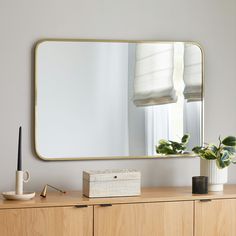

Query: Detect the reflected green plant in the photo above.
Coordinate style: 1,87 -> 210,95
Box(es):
156,134 -> 190,155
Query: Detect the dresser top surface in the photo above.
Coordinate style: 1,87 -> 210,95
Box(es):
1,185 -> 236,209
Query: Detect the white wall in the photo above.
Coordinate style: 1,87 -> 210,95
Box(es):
0,0 -> 235,192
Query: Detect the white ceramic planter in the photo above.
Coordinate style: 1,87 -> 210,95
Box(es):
200,159 -> 228,191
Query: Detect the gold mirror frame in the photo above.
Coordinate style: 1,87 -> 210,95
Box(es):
34,39 -> 204,161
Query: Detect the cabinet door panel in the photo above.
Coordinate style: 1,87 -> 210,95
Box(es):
0,206 -> 93,236
195,199 -> 236,236
94,201 -> 193,236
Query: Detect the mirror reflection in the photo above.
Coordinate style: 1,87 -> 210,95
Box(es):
35,40 -> 203,160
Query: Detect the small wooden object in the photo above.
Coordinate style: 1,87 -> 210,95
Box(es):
83,169 -> 141,198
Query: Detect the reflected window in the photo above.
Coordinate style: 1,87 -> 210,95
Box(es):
132,43 -> 202,155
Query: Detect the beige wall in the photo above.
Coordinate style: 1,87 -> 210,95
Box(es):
0,0 -> 236,192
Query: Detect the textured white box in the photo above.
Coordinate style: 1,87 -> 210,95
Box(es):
83,169 -> 141,198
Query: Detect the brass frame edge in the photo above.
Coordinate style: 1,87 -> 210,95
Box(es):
34,39 -> 204,161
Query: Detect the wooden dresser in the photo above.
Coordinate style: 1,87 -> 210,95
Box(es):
1,185 -> 236,236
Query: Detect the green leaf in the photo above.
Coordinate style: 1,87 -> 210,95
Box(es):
216,151 -> 231,169
209,144 -> 218,154
202,150 -> 217,160
221,151 -> 230,161
181,134 -> 190,144
192,146 -> 202,154
223,146 -> 236,155
156,144 -> 175,154
216,158 -> 230,169
160,146 -> 175,154
159,139 -> 170,145
224,160 -> 231,167
156,144 -> 164,153
216,159 -> 225,169
156,144 -> 165,149
222,136 -> 236,146
170,141 -> 183,150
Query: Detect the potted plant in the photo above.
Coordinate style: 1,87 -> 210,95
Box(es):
192,136 -> 236,191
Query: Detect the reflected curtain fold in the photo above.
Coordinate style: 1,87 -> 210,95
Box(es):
183,44 -> 202,102
133,43 -> 177,107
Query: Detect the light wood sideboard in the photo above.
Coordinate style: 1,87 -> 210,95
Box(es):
1,185 -> 236,236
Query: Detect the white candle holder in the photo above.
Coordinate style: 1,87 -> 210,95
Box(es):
2,170 -> 35,201
15,170 -> 30,195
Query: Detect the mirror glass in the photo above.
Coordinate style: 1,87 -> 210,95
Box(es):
35,40 -> 203,160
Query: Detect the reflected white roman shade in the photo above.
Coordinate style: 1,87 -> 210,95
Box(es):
133,43 -> 177,107
183,44 -> 202,102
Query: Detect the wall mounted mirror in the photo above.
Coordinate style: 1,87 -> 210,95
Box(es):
35,39 -> 204,160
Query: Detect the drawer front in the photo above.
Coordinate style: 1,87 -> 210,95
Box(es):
0,206 -> 93,236
94,201 -> 193,236
195,199 -> 236,236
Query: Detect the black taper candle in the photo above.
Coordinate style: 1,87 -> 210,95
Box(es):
17,126 -> 22,171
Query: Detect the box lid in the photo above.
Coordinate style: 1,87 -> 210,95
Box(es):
83,169 -> 141,182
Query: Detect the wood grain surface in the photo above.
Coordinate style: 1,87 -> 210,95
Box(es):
0,206 -> 93,236
195,198 -> 236,236
1,185 -> 236,210
94,201 -> 193,236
